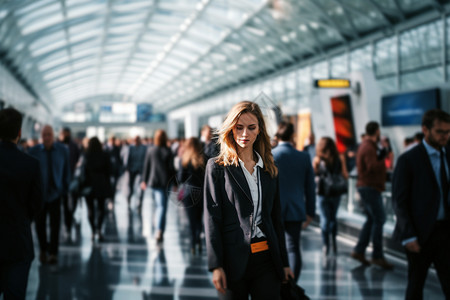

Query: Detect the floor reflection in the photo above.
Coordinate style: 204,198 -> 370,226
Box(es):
24,190 -> 445,300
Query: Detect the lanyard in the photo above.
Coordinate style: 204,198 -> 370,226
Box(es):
252,167 -> 261,235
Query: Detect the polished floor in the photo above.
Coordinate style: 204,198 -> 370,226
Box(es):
23,188 -> 445,299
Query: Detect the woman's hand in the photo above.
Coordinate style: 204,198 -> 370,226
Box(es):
283,267 -> 294,282
140,182 -> 147,190
212,267 -> 227,294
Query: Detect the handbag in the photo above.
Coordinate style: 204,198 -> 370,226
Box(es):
317,160 -> 347,197
280,277 -> 310,300
69,155 -> 92,196
321,172 -> 347,197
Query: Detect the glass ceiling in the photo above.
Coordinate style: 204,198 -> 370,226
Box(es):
0,0 -> 447,115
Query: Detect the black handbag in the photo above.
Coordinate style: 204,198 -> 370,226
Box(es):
321,172 -> 347,197
280,277 -> 310,300
316,160 -> 347,197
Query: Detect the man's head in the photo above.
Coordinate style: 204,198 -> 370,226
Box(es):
275,121 -> 294,142
59,127 -> 71,143
365,121 -> 380,142
421,109 -> 450,150
41,125 -> 54,149
134,135 -> 142,146
0,108 -> 22,143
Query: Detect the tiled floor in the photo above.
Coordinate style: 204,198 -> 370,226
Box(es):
23,189 -> 445,300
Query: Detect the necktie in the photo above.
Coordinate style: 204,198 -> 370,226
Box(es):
440,150 -> 449,219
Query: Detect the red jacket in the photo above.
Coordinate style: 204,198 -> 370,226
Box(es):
356,139 -> 386,192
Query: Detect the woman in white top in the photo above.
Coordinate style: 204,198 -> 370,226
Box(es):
204,101 -> 293,299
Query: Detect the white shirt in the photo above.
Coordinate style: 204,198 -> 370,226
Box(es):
239,152 -> 265,238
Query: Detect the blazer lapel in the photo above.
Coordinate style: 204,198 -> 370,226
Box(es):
259,167 -> 272,213
418,143 -> 440,188
226,165 -> 253,204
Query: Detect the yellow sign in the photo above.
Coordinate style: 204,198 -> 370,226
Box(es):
314,79 -> 351,88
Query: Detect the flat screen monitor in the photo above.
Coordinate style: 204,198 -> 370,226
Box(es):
381,88 -> 440,126
330,95 -> 357,153
137,104 -> 153,122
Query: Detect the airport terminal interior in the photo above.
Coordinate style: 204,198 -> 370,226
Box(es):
1,0 -> 450,299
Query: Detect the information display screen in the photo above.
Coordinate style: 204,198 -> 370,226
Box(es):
382,88 -> 440,126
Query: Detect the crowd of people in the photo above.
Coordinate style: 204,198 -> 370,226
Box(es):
1,103 -> 449,299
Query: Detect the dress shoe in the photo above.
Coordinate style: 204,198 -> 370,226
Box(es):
47,254 -> 58,265
39,252 -> 47,264
371,258 -> 394,270
350,252 -> 370,266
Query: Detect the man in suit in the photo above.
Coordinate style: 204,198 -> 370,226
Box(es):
58,127 -> 80,240
392,109 -> 450,299
272,121 -> 315,281
126,135 -> 147,210
29,125 -> 70,265
0,108 -> 44,299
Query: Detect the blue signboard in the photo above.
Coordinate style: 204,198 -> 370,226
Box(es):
137,103 -> 153,122
381,88 -> 440,126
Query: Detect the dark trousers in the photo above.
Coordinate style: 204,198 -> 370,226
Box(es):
405,221 -> 450,300
227,249 -> 281,300
185,204 -> 203,248
0,260 -> 32,300
127,170 -> 143,205
354,187 -> 386,259
284,221 -> 302,281
35,198 -> 61,255
85,196 -> 106,234
62,192 -> 78,233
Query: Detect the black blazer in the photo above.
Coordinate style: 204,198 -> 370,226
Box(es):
392,143 -> 450,244
142,145 -> 175,189
203,158 -> 289,281
0,141 -> 44,263
84,151 -> 112,198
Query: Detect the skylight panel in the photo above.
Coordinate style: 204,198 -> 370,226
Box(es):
20,7 -> 64,35
66,3 -> 104,20
113,1 -> 153,13
31,38 -> 68,57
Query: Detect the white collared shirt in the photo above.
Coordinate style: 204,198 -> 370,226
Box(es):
239,152 -> 265,238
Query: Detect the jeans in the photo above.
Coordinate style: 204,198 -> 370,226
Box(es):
128,170 -> 143,205
354,187 -> 386,259
151,188 -> 168,233
318,195 -> 341,249
284,221 -> 302,281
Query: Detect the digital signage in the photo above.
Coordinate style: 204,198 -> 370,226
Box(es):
382,88 -> 440,126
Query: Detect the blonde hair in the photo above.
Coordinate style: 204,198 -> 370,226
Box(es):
181,137 -> 205,170
216,101 -> 278,177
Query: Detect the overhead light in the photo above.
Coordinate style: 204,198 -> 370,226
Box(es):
299,24 -> 308,32
196,2 -> 204,10
180,24 -> 188,31
246,26 -> 265,36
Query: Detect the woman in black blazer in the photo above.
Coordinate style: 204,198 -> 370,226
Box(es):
83,137 -> 112,241
204,101 -> 293,299
177,137 -> 206,254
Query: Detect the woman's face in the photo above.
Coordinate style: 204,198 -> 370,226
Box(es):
232,112 -> 260,151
